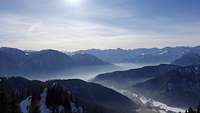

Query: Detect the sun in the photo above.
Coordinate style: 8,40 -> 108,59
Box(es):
65,0 -> 81,5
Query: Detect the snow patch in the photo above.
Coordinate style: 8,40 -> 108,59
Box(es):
25,53 -> 30,56
139,96 -> 150,104
159,110 -> 167,113
20,96 -> 32,113
132,93 -> 138,98
151,101 -> 185,113
159,50 -> 168,55
39,88 -> 51,113
119,89 -> 128,94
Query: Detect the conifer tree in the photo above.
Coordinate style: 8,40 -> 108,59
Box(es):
0,88 -> 9,113
29,93 -> 40,113
188,107 -> 196,113
197,103 -> 200,113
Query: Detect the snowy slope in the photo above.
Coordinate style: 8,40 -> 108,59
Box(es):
39,88 -> 51,113
20,96 -> 32,113
20,88 -> 84,113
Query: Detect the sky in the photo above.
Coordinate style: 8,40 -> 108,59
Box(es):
0,0 -> 200,51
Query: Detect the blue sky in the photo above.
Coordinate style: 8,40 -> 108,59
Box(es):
0,0 -> 200,51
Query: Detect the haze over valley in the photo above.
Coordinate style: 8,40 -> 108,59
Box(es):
1,46 -> 200,113
1,0 -> 200,113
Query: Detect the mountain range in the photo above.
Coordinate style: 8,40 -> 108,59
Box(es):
132,65 -> 200,108
2,46 -> 200,112
68,46 -> 200,63
92,51 -> 200,89
0,47 -> 113,77
92,53 -> 200,108
92,64 -> 180,89
172,53 -> 200,66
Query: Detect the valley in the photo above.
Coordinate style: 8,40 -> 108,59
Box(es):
1,0 -> 200,113
1,46 -> 200,113
106,86 -> 185,113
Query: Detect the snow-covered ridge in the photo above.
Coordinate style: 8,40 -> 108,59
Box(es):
159,50 -> 168,55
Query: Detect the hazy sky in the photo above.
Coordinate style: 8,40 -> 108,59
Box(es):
0,0 -> 200,51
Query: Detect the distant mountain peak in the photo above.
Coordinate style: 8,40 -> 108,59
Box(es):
68,46 -> 200,63
172,52 -> 200,66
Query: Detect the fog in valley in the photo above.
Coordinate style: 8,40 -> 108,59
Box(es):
1,0 -> 200,113
26,63 -> 161,81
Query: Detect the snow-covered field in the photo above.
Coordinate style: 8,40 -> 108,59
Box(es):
139,96 -> 185,113
110,86 -> 185,113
